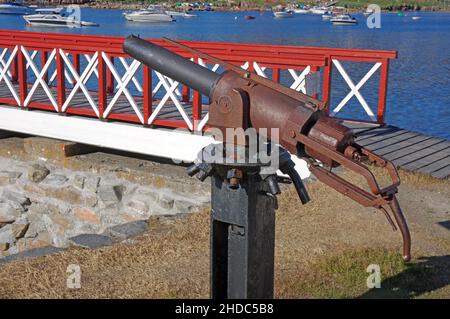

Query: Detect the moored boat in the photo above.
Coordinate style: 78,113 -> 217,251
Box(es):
273,10 -> 294,18
0,1 -> 34,15
330,14 -> 358,25
124,5 -> 175,23
23,13 -> 99,27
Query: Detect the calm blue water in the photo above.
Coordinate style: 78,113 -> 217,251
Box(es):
0,10 -> 449,139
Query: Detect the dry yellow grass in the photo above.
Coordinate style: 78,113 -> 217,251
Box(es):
0,169 -> 449,299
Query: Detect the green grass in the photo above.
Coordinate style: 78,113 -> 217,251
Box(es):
289,248 -> 450,298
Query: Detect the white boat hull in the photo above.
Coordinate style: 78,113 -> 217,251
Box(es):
0,5 -> 34,15
310,9 -> 327,15
24,14 -> 98,28
273,11 -> 294,18
331,20 -> 358,25
124,13 -> 174,22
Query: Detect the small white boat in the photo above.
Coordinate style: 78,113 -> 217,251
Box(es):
124,5 -> 175,22
0,1 -> 34,15
412,16 -> 421,20
24,14 -> 99,27
363,8 -> 374,16
183,12 -> 197,18
165,10 -> 184,16
294,8 -> 309,14
309,6 -> 328,15
35,7 -> 63,14
273,10 -> 294,18
330,14 -> 358,25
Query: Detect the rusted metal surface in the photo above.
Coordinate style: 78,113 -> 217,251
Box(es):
125,36 -> 411,262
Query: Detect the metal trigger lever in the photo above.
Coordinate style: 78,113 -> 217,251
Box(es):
278,148 -> 310,205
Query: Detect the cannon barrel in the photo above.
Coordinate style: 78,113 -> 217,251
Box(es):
123,35 -> 222,98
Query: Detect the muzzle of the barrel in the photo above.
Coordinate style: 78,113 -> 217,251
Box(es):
123,35 -> 222,99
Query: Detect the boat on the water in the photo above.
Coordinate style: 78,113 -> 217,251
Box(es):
124,5 -> 175,22
245,15 -> 255,20
273,10 -> 294,18
182,12 -> 197,18
412,16 -> 421,20
24,13 -> 99,27
330,14 -> 358,25
363,8 -> 374,16
0,1 -> 34,15
294,8 -> 309,14
35,7 -> 63,14
309,6 -> 329,15
165,10 -> 184,16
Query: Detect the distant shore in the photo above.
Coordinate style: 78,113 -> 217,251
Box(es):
22,1 -> 450,13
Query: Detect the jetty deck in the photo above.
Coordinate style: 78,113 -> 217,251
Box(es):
344,122 -> 450,179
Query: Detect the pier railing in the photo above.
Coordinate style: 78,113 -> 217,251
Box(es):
0,30 -> 397,131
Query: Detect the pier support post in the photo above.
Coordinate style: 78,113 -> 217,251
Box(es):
210,165 -> 275,299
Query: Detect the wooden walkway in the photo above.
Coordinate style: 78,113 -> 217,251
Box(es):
343,122 -> 450,179
1,82 -> 449,179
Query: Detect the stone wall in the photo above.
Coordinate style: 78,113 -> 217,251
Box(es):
0,134 -> 210,258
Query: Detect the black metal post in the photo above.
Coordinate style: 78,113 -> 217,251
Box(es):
210,166 -> 275,299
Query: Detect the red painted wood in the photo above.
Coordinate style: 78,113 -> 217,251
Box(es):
73,53 -> 80,75
107,56 -> 114,95
17,47 -> 27,107
322,55 -> 332,114
377,59 -> 390,124
143,65 -> 152,124
56,49 -> 65,112
41,50 -> 48,83
0,30 -> 397,126
98,51 -> 106,119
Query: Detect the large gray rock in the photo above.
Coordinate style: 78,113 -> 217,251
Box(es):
68,234 -> 113,249
2,189 -> 31,207
98,184 -> 124,204
104,220 -> 148,240
0,225 -> 16,246
0,201 -> 23,223
42,174 -> 68,186
0,171 -> 22,186
28,164 -> 50,183
85,176 -> 101,193
11,218 -> 29,239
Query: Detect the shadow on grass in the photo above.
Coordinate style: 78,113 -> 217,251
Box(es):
359,255 -> 450,299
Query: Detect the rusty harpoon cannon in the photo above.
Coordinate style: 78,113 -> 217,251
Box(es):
123,35 -> 411,298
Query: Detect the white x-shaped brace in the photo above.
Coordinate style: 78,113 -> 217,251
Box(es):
153,74 -> 182,98
102,52 -> 144,124
0,46 -> 20,105
331,59 -> 381,121
0,48 -> 13,79
23,47 -> 58,110
60,49 -> 99,116
288,66 -> 311,94
252,62 -> 268,78
48,52 -> 74,86
115,57 -> 143,93
148,71 -> 193,130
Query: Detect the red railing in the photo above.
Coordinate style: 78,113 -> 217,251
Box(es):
0,30 -> 396,130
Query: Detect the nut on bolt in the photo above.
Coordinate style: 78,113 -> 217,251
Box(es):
289,129 -> 296,138
227,168 -> 243,189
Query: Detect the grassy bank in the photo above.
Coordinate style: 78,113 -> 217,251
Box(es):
0,168 -> 449,298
